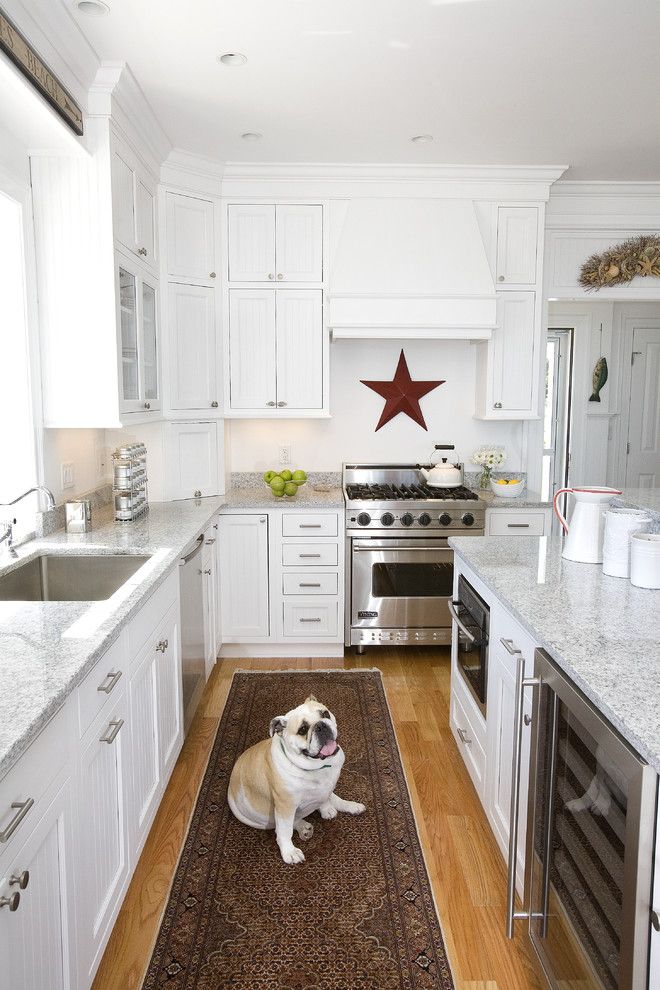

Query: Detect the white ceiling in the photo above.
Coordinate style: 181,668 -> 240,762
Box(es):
67,0 -> 660,179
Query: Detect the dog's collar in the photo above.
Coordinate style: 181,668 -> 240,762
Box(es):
278,737 -> 336,771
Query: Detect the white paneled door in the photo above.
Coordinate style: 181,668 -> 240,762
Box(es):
155,602 -> 183,778
165,193 -> 216,282
127,646 -> 160,853
229,290 -> 277,409
218,515 -> 270,639
495,206 -> 538,285
491,292 -> 536,412
626,327 -> 660,487
111,148 -> 136,254
276,290 -> 323,409
275,205 -> 323,281
166,422 -> 221,499
228,205 -> 276,282
168,283 -> 217,410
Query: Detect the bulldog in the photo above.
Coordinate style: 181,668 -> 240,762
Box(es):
228,694 -> 366,863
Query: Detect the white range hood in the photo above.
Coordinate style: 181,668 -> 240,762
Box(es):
328,199 -> 496,339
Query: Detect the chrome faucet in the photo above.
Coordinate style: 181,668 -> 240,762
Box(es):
0,486 -> 56,557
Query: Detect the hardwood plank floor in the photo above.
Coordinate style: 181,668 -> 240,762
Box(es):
92,649 -> 544,990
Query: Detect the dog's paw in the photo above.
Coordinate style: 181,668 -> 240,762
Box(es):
319,803 -> 338,820
295,820 -> 314,841
344,801 -> 366,815
281,845 -> 306,864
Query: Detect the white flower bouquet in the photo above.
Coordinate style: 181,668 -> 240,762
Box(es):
472,446 -> 505,489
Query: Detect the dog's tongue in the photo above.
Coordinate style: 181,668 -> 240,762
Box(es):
319,740 -> 338,758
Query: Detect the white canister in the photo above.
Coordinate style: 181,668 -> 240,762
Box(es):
602,508 -> 652,578
630,532 -> 660,589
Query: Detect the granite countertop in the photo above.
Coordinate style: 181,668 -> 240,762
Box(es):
449,534 -> 660,772
616,488 -> 660,520
475,488 -> 550,509
221,484 -> 345,511
0,497 -> 226,781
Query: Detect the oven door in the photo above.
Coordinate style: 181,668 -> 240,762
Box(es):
351,537 -> 453,630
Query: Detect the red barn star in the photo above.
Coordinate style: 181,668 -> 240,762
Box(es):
360,350 -> 445,432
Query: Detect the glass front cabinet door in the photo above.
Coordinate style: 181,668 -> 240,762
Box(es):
116,254 -> 160,416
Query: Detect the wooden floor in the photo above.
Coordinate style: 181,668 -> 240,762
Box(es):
93,649 -> 545,990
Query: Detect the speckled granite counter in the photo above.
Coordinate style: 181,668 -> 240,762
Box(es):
616,488 -> 660,522
449,534 -> 660,772
0,497 -> 226,781
475,488 -> 551,509
220,485 -> 345,511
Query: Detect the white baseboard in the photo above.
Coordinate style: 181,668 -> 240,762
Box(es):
218,643 -> 346,658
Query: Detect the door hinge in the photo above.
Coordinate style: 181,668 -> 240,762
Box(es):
626,442 -> 631,455
631,350 -> 642,365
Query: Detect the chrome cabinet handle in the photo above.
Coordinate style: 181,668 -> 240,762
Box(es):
138,247 -> 148,256
506,657 -> 540,938
0,798 -> 34,843
9,871 -> 29,890
266,401 -> 276,407
277,401 -> 287,407
494,402 -> 503,409
194,489 -> 202,498
205,538 -> 216,545
457,728 -> 471,745
0,892 -> 20,911
203,568 -> 212,575
156,639 -> 168,653
299,553 -> 321,558
299,617 -> 321,622
299,524 -> 321,528
144,402 -> 151,410
268,273 -> 275,280
259,517 -> 266,523
507,524 -> 530,529
181,534 -> 204,564
299,583 -> 321,587
447,601 -> 476,644
276,273 -> 284,280
97,670 -> 122,694
209,272 -> 216,278
211,401 -> 219,408
652,909 -> 660,933
100,719 -> 124,745
500,637 -> 522,656
498,275 -> 505,282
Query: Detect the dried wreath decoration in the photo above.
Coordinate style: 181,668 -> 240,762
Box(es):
579,234 -> 660,290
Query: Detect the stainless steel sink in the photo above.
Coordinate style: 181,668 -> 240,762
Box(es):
0,554 -> 152,602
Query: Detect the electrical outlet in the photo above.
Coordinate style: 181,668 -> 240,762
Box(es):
279,444 -> 292,465
61,462 -> 75,491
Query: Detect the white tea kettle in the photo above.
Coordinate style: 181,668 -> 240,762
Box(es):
420,458 -> 463,488
553,487 -> 622,563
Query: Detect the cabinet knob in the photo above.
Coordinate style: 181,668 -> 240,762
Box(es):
276,273 -> 284,280
203,568 -> 212,575
144,402 -> 151,410
9,871 -> 29,890
209,272 -> 216,279
277,400 -> 287,407
523,714 -> 532,726
266,401 -> 276,407
259,517 -> 266,523
211,400 -> 219,408
494,402 -> 502,409
194,490 -> 202,498
268,273 -> 275,280
498,275 -> 505,282
0,892 -> 20,912
156,639 -> 168,653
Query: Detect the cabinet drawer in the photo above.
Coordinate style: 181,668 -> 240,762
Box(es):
282,513 -> 338,537
283,572 -> 338,596
487,509 -> 547,536
450,678 -> 486,799
282,544 -> 338,567
283,601 -> 338,637
0,703 -> 73,862
127,567 -> 179,658
77,634 -> 127,738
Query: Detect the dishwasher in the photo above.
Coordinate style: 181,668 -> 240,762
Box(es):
179,533 -> 206,734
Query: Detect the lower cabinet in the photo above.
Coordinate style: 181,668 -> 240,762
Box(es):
0,780 -> 77,990
218,514 -> 270,639
485,506 -> 551,536
128,641 -> 160,854
201,533 -> 218,678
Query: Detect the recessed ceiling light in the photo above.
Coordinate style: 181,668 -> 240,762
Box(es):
218,53 -> 248,66
75,0 -> 109,13
241,132 -> 263,142
411,134 -> 434,143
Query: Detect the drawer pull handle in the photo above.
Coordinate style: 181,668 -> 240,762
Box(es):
299,553 -> 321,558
299,617 -> 322,623
652,910 -> 660,933
0,892 -> 20,911
500,638 -> 522,656
97,670 -> 122,694
0,799 -> 34,843
205,538 -> 216,545
507,524 -> 530,529
523,714 -> 532,726
299,524 -> 322,528
299,583 -> 321,587
457,728 -> 471,745
9,871 -> 29,890
156,639 -> 169,653
100,719 -> 124,745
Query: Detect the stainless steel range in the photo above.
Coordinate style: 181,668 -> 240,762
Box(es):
344,463 -> 485,651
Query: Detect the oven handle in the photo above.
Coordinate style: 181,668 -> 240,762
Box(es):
447,600 -> 477,644
353,545 -> 450,552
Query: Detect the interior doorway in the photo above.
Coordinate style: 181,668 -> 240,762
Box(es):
624,325 -> 660,487
542,328 -> 573,502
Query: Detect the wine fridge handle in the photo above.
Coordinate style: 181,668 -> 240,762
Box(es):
506,656 -> 539,938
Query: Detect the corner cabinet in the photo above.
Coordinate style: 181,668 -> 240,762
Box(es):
474,292 -> 539,419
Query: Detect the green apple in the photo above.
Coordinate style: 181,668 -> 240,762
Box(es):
292,469 -> 307,485
284,481 -> 298,497
270,476 -> 285,494
272,487 -> 284,497
280,469 -> 293,482
263,470 -> 277,483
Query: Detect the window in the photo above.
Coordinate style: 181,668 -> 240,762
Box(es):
0,189 -> 38,528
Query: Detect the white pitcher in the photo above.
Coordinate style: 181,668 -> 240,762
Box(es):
553,487 -> 622,563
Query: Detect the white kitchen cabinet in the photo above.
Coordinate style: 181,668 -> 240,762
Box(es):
486,507 -> 551,536
218,514 -> 270,640
228,204 -> 322,283
111,139 -> 157,271
651,800 -> 660,988
165,192 -> 216,282
474,291 -> 538,419
127,640 -> 160,854
201,535 -> 218,679
117,253 -> 161,416
77,696 -> 130,984
168,282 -> 219,411
495,206 -> 538,286
155,601 -> 183,780
0,781 -> 77,990
228,289 -> 324,414
165,421 -> 224,500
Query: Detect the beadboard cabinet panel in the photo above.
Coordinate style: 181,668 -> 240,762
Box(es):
495,207 -> 538,286
168,283 -> 218,410
165,421 -> 223,500
275,290 -> 323,410
229,290 -> 277,410
228,204 -> 276,282
165,193 -> 216,282
218,514 -> 270,639
275,205 -> 323,281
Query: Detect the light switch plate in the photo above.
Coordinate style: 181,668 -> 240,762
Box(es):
61,461 -> 75,490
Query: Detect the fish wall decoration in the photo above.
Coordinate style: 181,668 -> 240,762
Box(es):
589,355 -> 608,402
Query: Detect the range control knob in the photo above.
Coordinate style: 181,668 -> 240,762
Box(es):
400,512 -> 414,527
439,512 -> 452,526
381,512 -> 395,527
418,512 -> 432,527
462,512 -> 475,527
357,512 -> 371,527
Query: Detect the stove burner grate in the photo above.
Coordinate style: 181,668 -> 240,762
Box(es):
345,482 -> 478,502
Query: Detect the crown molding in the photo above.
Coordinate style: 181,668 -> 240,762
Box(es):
160,148 -> 225,195
221,162 -> 568,183
552,180 -> 660,198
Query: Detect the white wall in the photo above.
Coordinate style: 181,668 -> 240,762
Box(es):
42,429 -> 106,502
229,338 -> 524,474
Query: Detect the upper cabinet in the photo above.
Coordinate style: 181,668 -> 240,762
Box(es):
165,193 -> 216,283
474,292 -> 538,419
495,207 -> 538,286
111,140 -> 157,273
116,254 -> 161,416
228,204 -> 322,283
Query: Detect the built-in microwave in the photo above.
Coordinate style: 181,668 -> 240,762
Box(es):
448,575 -> 490,716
